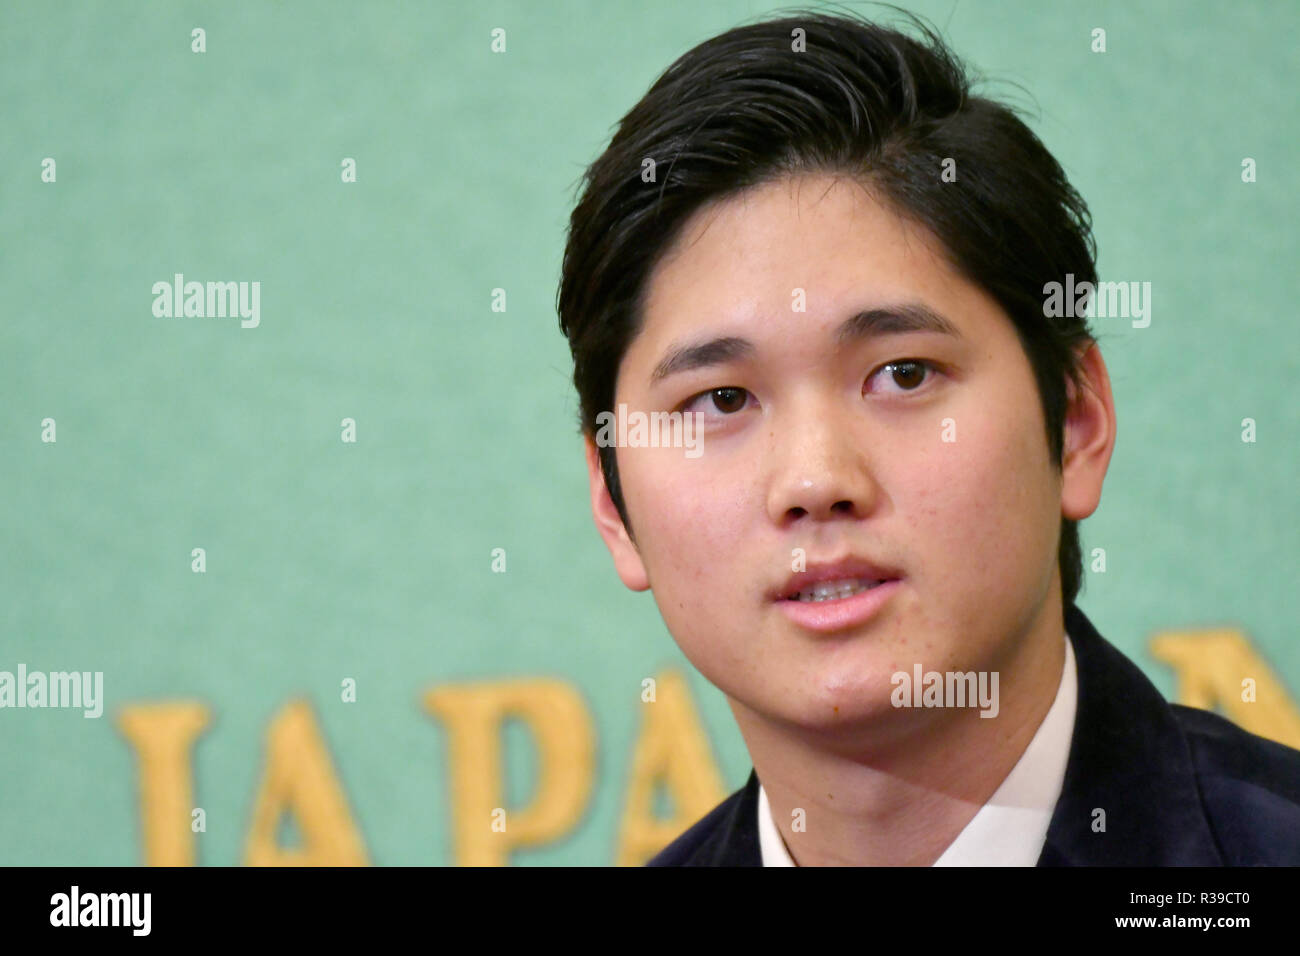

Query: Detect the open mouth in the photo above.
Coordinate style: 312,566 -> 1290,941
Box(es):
783,577 -> 891,603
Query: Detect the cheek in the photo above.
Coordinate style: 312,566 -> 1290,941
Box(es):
897,410 -> 1057,590
618,448 -> 750,606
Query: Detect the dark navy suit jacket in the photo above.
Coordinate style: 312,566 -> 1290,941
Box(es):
647,602 -> 1300,865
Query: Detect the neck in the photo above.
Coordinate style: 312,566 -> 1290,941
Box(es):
730,595 -> 1067,866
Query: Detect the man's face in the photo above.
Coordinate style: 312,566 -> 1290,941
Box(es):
587,173 -> 1071,735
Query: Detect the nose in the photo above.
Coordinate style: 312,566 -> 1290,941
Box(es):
765,395 -> 881,526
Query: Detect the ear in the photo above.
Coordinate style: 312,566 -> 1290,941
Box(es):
1060,342 -> 1117,522
583,435 -> 651,592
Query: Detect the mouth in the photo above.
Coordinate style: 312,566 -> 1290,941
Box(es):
781,577 -> 892,604
775,575 -> 902,633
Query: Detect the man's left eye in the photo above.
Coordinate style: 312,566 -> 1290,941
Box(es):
866,359 -> 935,394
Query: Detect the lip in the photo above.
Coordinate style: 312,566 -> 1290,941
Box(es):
776,578 -> 902,634
772,556 -> 902,602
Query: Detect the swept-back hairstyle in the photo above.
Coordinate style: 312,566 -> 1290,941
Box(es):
557,5 -> 1098,606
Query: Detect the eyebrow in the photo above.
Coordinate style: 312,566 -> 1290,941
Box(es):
648,304 -> 963,386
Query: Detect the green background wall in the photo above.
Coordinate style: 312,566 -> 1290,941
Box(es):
2,0 -> 1296,865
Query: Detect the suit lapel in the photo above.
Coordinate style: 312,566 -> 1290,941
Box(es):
686,769 -> 763,865
693,603 -> 1224,865
1036,603 -> 1223,864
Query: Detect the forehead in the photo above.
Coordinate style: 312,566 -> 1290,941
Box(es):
648,174 -> 951,302
630,173 -> 999,366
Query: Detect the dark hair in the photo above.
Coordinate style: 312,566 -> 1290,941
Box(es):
557,5 -> 1098,607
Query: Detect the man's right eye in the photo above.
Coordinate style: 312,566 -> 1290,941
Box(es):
682,387 -> 751,415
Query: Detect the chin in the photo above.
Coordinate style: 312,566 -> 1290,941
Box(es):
773,684 -> 901,730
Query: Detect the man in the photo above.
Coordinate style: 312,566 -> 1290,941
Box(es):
556,10 -> 1300,865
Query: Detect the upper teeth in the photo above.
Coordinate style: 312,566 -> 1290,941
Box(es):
792,577 -> 883,602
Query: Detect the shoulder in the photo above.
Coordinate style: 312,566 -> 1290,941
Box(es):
1171,703 -> 1300,863
645,773 -> 761,866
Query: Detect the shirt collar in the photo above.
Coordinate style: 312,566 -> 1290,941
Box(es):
758,628 -> 1077,866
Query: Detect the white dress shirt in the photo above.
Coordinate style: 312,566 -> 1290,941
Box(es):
758,629 -> 1078,866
